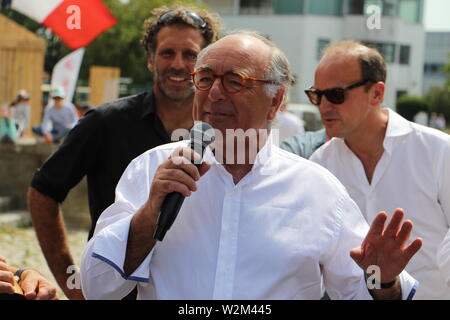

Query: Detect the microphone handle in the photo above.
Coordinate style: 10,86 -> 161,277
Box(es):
153,161 -> 203,242
153,192 -> 186,241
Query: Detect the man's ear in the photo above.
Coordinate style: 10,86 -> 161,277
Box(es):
370,81 -> 385,106
267,85 -> 285,121
148,54 -> 155,73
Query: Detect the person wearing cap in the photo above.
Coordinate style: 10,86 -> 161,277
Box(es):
27,5 -> 222,300
31,87 -> 78,144
11,89 -> 31,137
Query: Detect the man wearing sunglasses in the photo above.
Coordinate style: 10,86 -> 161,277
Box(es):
26,5 -> 222,299
308,40 -> 450,299
81,32 -> 420,300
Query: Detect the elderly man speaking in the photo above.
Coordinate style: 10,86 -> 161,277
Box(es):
80,32 -> 422,300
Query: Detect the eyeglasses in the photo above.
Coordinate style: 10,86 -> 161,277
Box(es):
304,79 -> 372,105
158,10 -> 207,29
190,68 -> 278,94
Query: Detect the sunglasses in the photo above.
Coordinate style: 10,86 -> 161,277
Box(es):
190,68 -> 278,94
158,10 -> 207,29
304,79 -> 372,105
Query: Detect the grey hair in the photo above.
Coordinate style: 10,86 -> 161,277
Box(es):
195,30 -> 294,102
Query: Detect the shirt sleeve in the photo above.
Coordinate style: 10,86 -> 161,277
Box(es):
321,190 -> 418,300
280,134 -> 307,158
30,109 -> 104,203
80,150 -> 158,300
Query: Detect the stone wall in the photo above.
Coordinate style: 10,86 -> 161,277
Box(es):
0,142 -> 90,229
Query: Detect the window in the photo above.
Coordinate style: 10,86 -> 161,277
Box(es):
399,0 -> 423,24
382,0 -> 397,16
399,45 -> 410,65
273,0 -> 303,14
349,0 -> 365,14
240,0 -> 273,14
317,39 -> 330,60
308,0 -> 343,16
364,41 -> 396,63
424,63 -> 445,75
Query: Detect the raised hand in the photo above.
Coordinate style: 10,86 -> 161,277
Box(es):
350,208 -> 423,283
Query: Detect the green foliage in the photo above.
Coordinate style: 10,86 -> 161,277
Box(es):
396,95 -> 429,121
444,53 -> 450,89
426,86 -> 450,124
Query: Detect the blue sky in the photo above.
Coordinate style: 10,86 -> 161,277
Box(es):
424,0 -> 450,31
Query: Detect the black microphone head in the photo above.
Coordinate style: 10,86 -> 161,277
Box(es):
190,122 -> 215,151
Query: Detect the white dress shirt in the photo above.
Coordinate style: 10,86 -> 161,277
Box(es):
81,136 -> 417,300
310,108 -> 450,299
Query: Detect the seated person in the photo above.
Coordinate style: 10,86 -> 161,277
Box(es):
11,89 -> 31,138
32,87 -> 78,144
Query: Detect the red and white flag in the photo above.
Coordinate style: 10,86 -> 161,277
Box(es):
11,0 -> 116,49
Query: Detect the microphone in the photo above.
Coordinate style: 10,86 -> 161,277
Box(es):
153,122 -> 215,241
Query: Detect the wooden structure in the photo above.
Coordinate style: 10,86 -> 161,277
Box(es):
89,66 -> 120,107
0,14 -> 46,137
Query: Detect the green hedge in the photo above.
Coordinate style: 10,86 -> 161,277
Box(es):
396,95 -> 429,121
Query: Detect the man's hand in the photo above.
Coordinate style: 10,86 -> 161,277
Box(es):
350,209 -> 422,298
44,133 -> 53,144
19,270 -> 58,300
0,256 -> 58,300
147,146 -> 211,218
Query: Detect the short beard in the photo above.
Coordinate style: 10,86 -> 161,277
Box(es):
154,68 -> 195,102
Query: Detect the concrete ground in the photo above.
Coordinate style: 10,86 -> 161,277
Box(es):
0,224 -> 88,300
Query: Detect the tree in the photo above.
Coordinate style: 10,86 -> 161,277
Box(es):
396,95 -> 429,121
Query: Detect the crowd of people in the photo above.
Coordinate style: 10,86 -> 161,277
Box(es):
1,4 -> 450,300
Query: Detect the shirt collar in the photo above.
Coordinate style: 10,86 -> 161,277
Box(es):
383,108 -> 413,154
140,91 -> 156,119
384,108 -> 413,138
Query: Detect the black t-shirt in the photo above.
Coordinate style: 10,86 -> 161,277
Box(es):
31,92 -> 174,239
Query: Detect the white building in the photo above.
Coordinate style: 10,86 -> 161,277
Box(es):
423,32 -> 450,95
200,0 -> 425,109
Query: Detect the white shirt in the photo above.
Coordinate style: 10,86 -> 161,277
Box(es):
81,137 -> 417,300
310,108 -> 450,299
